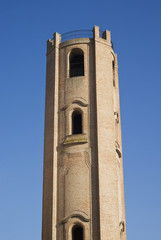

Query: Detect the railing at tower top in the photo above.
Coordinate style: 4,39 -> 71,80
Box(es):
59,29 -> 114,49
61,30 -> 93,42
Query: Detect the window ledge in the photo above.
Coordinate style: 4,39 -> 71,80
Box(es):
67,76 -> 85,80
63,134 -> 87,145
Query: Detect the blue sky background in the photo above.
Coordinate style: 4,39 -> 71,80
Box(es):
0,0 -> 161,239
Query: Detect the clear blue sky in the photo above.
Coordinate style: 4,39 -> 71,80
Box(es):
0,0 -> 161,239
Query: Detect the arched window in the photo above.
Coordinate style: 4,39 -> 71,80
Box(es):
72,225 -> 84,240
72,110 -> 83,134
70,49 -> 84,77
112,60 -> 115,86
112,60 -> 115,70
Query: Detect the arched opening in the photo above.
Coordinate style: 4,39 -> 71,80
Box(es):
72,110 -> 83,134
72,225 -> 84,240
112,60 -> 115,70
112,60 -> 115,86
70,49 -> 84,77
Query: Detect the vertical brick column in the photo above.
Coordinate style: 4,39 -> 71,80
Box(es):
93,25 -> 120,240
42,32 -> 61,240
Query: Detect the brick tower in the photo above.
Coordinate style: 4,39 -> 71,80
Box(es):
42,26 -> 127,240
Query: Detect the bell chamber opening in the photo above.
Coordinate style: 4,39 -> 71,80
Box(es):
70,48 -> 84,77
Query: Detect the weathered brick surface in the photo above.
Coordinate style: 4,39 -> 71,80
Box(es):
42,26 -> 127,240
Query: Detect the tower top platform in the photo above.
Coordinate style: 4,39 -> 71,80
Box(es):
47,26 -> 114,49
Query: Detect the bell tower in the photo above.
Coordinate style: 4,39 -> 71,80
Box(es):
42,26 -> 127,240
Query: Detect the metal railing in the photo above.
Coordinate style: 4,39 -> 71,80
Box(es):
61,30 -> 93,42
54,29 -> 114,49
